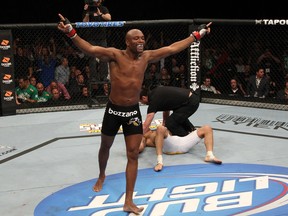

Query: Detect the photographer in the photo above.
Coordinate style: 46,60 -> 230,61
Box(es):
82,0 -> 111,82
83,0 -> 111,22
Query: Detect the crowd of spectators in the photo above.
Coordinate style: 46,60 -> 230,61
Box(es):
199,44 -> 288,102
140,45 -> 287,103
12,27 -> 288,109
13,36 -> 111,107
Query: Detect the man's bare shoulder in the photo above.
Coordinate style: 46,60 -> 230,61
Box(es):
142,49 -> 166,64
102,48 -> 126,61
106,47 -> 122,53
107,48 -> 136,58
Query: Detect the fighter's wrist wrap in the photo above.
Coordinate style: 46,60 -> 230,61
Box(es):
191,24 -> 208,41
191,32 -> 201,41
66,28 -> 77,39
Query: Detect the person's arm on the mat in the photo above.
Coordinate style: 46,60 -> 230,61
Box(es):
143,112 -> 155,134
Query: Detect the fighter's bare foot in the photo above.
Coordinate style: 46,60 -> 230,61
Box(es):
154,163 -> 163,172
204,156 -> 222,165
93,177 -> 105,192
123,204 -> 144,215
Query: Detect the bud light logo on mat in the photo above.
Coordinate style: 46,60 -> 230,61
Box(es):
34,163 -> 288,216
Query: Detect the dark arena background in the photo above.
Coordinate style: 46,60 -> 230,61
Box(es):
0,19 -> 287,116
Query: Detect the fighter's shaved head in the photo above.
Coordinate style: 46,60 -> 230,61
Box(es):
126,29 -> 144,39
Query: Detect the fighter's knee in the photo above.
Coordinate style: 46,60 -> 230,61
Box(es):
127,149 -> 140,161
156,125 -> 167,133
202,124 -> 213,133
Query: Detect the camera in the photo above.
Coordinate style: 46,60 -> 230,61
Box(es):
85,0 -> 99,12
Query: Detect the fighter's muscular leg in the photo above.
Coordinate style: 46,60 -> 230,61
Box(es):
123,134 -> 144,214
93,134 -> 115,192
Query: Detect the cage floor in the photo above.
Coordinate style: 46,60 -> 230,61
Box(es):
1,103 -> 287,216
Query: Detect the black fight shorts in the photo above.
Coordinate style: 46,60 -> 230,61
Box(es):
101,100 -> 143,136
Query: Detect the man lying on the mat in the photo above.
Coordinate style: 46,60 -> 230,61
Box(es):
140,124 -> 222,171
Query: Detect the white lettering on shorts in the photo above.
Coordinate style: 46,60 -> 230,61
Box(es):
108,107 -> 138,117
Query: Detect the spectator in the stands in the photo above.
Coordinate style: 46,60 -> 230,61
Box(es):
201,47 -> 217,80
276,78 -> 288,101
143,63 -> 159,90
50,88 -> 66,103
224,78 -> 244,97
68,73 -> 88,98
14,45 -> 33,85
82,65 -> 91,82
201,76 -> 221,95
81,85 -> 90,98
257,48 -> 282,91
15,76 -> 38,105
247,67 -> 269,98
29,76 -> 37,87
68,68 -> 82,87
54,57 -> 71,87
215,56 -> 237,93
170,57 -> 181,87
266,73 -> 278,98
36,82 -> 52,103
46,80 -> 71,100
34,39 -> 57,88
159,67 -> 171,86
178,63 -> 188,88
102,81 -> 110,96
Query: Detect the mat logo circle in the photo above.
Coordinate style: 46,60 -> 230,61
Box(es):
35,163 -> 288,216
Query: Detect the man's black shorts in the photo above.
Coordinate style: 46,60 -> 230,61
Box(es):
101,100 -> 143,136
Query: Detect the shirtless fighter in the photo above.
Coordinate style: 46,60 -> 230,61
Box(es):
57,14 -> 211,214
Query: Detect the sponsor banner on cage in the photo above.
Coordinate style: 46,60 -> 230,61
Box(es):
0,30 -> 15,116
1,73 -> 14,86
0,55 -> 13,68
0,34 -> 12,52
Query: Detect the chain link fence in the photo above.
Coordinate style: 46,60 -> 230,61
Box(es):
0,19 -> 287,115
198,19 -> 288,111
